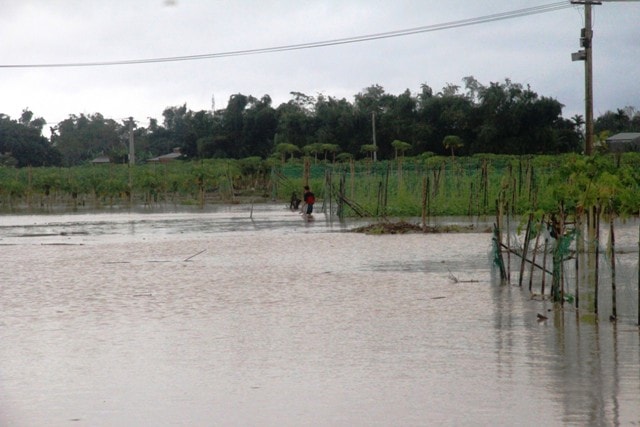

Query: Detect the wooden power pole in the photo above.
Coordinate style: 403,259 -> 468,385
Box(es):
571,1 -> 601,155
128,117 -> 135,166
372,111 -> 377,162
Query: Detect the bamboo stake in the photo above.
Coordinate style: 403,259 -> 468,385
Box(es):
349,158 -> 355,200
529,216 -> 544,292
528,164 -> 535,203
595,203 -> 600,316
500,242 -> 553,275
575,210 -> 582,310
482,160 -> 489,214
337,173 -> 345,218
506,201 -> 511,282
495,198 -> 507,282
609,202 -> 617,320
494,226 -> 508,282
383,162 -> 390,217
468,182 -> 474,217
518,158 -> 523,198
327,169 -> 332,218
376,177 -> 382,217
426,175 -> 431,219
421,176 -> 427,230
541,234 -> 549,296
303,157 -> 310,187
560,202 -> 565,304
519,209 -> 533,287
551,212 -> 562,303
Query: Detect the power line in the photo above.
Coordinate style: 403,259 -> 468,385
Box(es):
0,2 -> 573,69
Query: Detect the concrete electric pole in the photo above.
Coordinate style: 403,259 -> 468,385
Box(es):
372,112 -> 377,162
128,117 -> 135,166
571,0 -> 601,155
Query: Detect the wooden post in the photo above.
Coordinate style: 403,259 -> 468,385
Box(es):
494,196 -> 507,283
529,216 -> 544,292
421,176 -> 427,230
468,182 -> 474,217
575,210 -> 582,310
303,157 -> 310,187
337,173 -> 345,219
383,162 -> 390,216
506,201 -> 511,283
426,175 -> 431,219
560,202 -> 566,304
349,158 -> 355,200
482,160 -> 489,214
609,203 -> 617,320
594,203 -> 600,316
551,211 -> 563,303
519,210 -> 533,287
542,234 -> 549,296
328,169 -> 332,218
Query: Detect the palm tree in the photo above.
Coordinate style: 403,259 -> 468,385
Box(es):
391,140 -> 412,160
442,135 -> 463,161
361,144 -> 378,161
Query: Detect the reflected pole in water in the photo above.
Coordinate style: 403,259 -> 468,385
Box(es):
608,203 -> 616,321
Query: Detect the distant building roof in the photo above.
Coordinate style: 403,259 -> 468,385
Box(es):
606,132 -> 640,142
606,133 -> 640,153
91,155 -> 111,164
148,148 -> 182,163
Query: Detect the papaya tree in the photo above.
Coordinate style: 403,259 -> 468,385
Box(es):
443,135 -> 463,161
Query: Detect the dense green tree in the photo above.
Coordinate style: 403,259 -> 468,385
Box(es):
594,107 -> 640,134
52,113 -> 125,166
161,104 -> 198,158
0,111 -> 60,167
2,78 -> 610,169
314,95 -> 359,157
473,79 -> 565,154
241,95 -> 278,158
275,93 -> 316,150
417,87 -> 473,155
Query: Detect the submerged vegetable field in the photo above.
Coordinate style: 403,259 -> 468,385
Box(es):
1,153 -> 640,220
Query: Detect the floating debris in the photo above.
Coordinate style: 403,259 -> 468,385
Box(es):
351,221 -> 486,235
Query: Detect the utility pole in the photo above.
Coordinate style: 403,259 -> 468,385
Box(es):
372,111 -> 377,162
128,117 -> 135,166
128,117 -> 135,205
571,0 -> 601,155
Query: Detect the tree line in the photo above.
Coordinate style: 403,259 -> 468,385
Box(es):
1,76 -> 639,168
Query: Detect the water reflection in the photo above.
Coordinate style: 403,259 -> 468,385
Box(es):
0,206 -> 638,426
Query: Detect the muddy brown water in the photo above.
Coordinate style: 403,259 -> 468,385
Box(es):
1,205 -> 639,426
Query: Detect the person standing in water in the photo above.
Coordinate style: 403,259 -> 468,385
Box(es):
302,185 -> 315,216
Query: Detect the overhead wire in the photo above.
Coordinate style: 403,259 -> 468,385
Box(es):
0,2 -> 574,69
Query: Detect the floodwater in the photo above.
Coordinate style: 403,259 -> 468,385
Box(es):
0,205 -> 638,426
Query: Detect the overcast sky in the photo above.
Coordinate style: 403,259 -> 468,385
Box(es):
0,0 -> 638,131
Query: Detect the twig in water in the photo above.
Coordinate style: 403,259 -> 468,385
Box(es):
184,249 -> 207,262
447,268 -> 459,283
